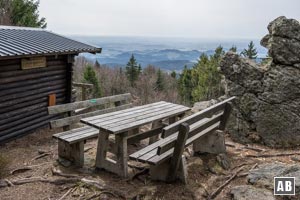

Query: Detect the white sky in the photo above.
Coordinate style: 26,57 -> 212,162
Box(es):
39,0 -> 300,39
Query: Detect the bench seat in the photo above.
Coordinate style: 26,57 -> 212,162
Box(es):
53,126 -> 99,144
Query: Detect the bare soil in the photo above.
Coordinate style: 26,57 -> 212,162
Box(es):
0,127 -> 299,200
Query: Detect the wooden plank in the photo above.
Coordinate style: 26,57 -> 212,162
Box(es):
65,130 -> 99,144
82,101 -> 168,122
107,106 -> 190,134
167,123 -> 189,182
55,127 -> 97,140
162,96 -> 235,138
72,82 -> 93,88
48,93 -> 131,114
50,103 -> 133,128
129,133 -> 178,160
96,103 -> 181,128
115,134 -> 128,177
148,123 -> 220,165
157,113 -> 223,155
128,126 -> 164,145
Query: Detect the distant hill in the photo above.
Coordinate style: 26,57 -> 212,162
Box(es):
75,36 -> 268,71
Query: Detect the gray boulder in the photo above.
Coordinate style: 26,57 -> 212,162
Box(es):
248,163 -> 300,193
230,185 -> 275,200
220,16 -> 300,147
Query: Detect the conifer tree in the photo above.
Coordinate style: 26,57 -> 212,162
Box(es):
125,54 -> 139,86
171,71 -> 177,78
229,45 -> 237,52
155,68 -> 164,91
83,65 -> 102,97
241,41 -> 258,59
179,65 -> 193,105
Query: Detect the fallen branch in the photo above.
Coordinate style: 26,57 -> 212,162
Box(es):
242,145 -> 265,152
129,168 -> 149,181
58,187 -> 73,200
10,167 -> 32,175
246,152 -> 300,158
208,166 -> 244,199
84,147 -> 93,152
225,143 -> 236,148
31,153 -> 51,161
237,163 -> 258,177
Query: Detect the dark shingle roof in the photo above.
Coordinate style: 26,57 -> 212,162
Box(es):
0,26 -> 101,59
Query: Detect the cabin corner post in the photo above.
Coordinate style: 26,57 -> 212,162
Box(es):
66,55 -> 75,104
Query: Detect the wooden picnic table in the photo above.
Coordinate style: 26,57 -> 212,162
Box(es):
80,101 -> 190,177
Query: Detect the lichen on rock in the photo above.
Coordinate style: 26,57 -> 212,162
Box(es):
220,16 -> 300,147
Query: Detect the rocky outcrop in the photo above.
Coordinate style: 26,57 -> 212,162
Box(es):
247,163 -> 300,193
220,16 -> 300,147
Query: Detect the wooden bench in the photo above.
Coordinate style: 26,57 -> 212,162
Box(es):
48,93 -> 132,167
129,96 -> 235,183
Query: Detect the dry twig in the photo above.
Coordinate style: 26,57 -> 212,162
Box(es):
208,166 -> 244,199
246,152 -> 300,158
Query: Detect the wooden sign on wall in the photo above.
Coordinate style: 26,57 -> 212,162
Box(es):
21,57 -> 47,70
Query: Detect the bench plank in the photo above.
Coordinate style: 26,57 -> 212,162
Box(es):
108,106 -> 190,134
161,96 -> 235,138
101,104 -> 186,128
157,113 -> 223,155
48,93 -> 131,114
50,103 -> 133,128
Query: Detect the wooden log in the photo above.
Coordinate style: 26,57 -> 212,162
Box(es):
0,107 -> 46,126
0,64 -> 65,78
72,82 -> 93,88
0,74 -> 66,91
167,123 -> 189,182
48,93 -> 131,114
50,103 -> 132,128
0,115 -> 58,143
0,111 -> 48,131
0,88 -> 66,109
0,69 -> 66,84
127,126 -> 163,145
0,83 -> 66,102
0,64 -> 20,72
0,114 -> 57,137
0,79 -> 66,97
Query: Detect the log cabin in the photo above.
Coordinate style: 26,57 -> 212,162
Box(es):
0,26 -> 102,143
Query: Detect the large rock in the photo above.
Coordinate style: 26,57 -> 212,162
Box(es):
248,163 -> 300,193
220,16 -> 300,147
230,185 -> 275,200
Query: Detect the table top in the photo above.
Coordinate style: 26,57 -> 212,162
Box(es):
80,101 -> 190,134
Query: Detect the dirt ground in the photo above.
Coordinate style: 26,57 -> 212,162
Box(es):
0,127 -> 300,200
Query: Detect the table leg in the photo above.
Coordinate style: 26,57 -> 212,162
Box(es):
115,134 -> 128,178
95,130 -> 109,169
149,120 -> 163,144
169,116 -> 176,124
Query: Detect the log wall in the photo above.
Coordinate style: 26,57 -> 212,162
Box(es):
0,55 -> 73,143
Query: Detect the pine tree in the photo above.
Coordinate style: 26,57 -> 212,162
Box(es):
156,68 -> 164,91
125,54 -> 139,86
138,64 -> 142,74
1,0 -> 47,28
83,65 -> 102,97
241,41 -> 258,59
229,45 -> 237,53
179,65 -> 193,105
171,71 -> 177,78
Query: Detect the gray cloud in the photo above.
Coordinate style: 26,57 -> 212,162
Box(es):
39,0 -> 300,39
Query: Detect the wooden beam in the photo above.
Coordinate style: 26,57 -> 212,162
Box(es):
48,93 -> 131,115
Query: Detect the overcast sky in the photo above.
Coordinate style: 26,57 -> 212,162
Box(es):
39,0 -> 300,39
